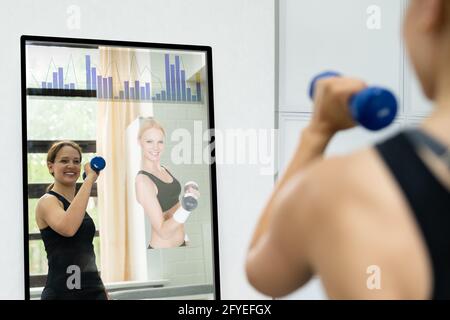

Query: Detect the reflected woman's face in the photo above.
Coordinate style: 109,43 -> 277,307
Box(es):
48,146 -> 81,185
139,128 -> 165,162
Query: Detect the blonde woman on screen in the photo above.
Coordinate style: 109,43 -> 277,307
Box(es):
135,117 -> 200,249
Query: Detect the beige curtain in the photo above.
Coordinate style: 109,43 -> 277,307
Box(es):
96,47 -> 140,282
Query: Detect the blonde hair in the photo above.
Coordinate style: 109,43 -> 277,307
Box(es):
46,141 -> 83,192
138,117 -> 166,139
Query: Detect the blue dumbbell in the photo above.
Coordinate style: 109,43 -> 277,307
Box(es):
309,71 -> 398,131
82,156 -> 106,180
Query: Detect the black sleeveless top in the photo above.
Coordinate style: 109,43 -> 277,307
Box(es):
375,132 -> 450,300
39,190 -> 106,300
138,166 -> 182,212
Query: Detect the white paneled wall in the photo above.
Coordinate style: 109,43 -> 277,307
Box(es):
279,0 -> 404,114
277,0 -> 433,299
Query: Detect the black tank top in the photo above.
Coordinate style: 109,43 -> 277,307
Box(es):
138,166 -> 182,212
39,190 -> 106,300
375,131 -> 450,300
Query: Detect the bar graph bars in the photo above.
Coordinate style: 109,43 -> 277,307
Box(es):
41,66 -> 76,90
37,53 -> 203,104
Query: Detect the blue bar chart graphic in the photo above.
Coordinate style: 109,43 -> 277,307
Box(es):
40,70 -> 76,90
35,52 -> 204,104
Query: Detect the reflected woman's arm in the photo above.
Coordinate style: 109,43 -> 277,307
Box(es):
36,166 -> 98,237
135,174 -> 183,239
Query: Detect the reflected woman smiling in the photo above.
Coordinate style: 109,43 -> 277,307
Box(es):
35,141 -> 107,300
135,118 -> 200,249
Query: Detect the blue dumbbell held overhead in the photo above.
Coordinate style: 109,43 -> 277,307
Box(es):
82,156 -> 106,180
309,71 -> 398,131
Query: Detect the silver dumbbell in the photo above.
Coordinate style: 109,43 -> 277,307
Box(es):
181,181 -> 199,211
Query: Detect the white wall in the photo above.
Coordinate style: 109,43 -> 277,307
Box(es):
0,0 -> 275,299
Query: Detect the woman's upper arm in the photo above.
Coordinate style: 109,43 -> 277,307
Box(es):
246,173 -> 317,297
135,175 -> 164,230
37,196 -> 75,237
246,232 -> 313,297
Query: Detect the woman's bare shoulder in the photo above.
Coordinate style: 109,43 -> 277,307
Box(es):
283,146 -> 408,225
35,193 -> 62,227
36,193 -> 59,211
317,147 -> 401,205
135,172 -> 158,194
301,148 -> 432,299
